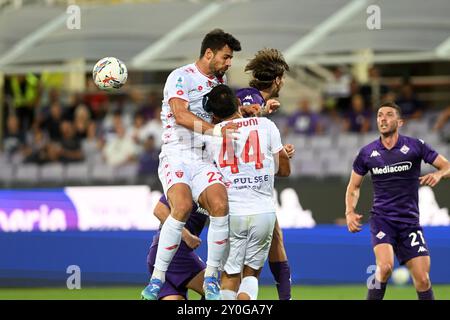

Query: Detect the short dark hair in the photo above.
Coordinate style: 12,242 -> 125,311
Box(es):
246,48 -> 290,90
378,101 -> 402,118
203,84 -> 238,119
200,29 -> 241,57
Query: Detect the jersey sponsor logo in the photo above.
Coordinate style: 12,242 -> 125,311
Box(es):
418,246 -> 428,253
400,145 -> 410,155
175,170 -> 184,178
376,231 -> 386,239
176,90 -> 184,96
176,76 -> 183,89
371,161 -> 412,175
370,150 -> 381,157
184,67 -> 195,74
195,111 -> 212,119
197,85 -> 203,92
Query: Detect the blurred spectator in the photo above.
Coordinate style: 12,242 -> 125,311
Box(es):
138,136 -> 159,177
84,77 -> 109,121
73,104 -> 92,140
102,109 -> 124,142
433,106 -> 450,142
23,129 -> 50,164
139,91 -> 161,121
284,99 -> 322,136
103,122 -> 138,166
41,102 -> 64,141
3,114 -> 26,160
324,66 -> 352,112
395,83 -> 425,120
342,95 -> 371,133
139,106 -> 163,149
65,92 -> 85,121
127,111 -> 147,151
360,67 -> 389,110
7,74 -> 41,131
48,121 -> 84,163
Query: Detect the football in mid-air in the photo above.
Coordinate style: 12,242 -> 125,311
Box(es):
92,57 -> 128,91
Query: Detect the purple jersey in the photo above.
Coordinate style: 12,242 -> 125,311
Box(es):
235,87 -> 265,107
353,134 -> 438,224
151,195 -> 208,249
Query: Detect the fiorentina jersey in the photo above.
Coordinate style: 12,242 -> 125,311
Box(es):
160,63 -> 225,151
204,117 -> 283,216
235,87 -> 265,107
352,134 -> 439,225
152,195 -> 208,251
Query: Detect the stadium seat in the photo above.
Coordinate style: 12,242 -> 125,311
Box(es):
40,163 -> 65,183
14,164 -> 40,184
66,162 -> 90,184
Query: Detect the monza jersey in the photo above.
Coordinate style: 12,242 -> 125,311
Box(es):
353,134 -> 439,225
205,117 -> 283,215
161,63 -> 225,150
235,87 -> 265,107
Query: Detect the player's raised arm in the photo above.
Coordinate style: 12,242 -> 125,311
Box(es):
170,97 -> 238,137
419,154 -> 450,187
345,170 -> 364,233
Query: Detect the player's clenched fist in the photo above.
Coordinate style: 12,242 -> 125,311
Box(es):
346,211 -> 363,233
284,144 -> 295,158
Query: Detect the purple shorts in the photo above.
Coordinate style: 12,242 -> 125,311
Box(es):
370,215 -> 430,265
147,243 -> 206,300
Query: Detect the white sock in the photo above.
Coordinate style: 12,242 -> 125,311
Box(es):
238,276 -> 259,300
221,289 -> 237,300
153,215 -> 185,281
205,216 -> 229,278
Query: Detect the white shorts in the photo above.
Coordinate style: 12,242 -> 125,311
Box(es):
223,212 -> 276,275
158,146 -> 225,201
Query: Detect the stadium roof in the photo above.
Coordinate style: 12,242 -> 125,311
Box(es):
0,0 -> 450,74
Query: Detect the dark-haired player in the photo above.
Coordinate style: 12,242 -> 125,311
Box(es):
145,29 -> 242,300
345,102 -> 450,300
236,48 -> 293,300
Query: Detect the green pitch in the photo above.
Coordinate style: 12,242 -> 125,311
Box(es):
1,285 -> 450,300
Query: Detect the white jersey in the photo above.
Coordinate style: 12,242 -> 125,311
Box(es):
160,63 -> 226,152
204,117 -> 283,216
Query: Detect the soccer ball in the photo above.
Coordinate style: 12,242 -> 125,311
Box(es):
391,267 -> 410,286
92,57 -> 128,91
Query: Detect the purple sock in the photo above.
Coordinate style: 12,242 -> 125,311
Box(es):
367,281 -> 387,300
269,261 -> 292,300
417,287 -> 434,300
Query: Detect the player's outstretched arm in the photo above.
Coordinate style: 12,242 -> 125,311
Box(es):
170,98 -> 238,137
345,170 -> 364,233
419,155 -> 450,187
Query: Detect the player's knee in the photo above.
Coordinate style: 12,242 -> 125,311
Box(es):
414,273 -> 431,290
172,201 -> 193,219
237,276 -> 258,300
209,199 -> 228,217
377,263 -> 393,279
